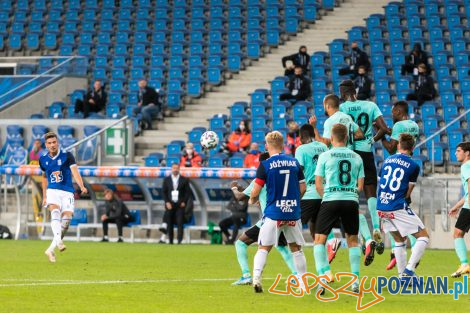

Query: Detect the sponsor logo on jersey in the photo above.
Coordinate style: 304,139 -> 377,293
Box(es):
50,171 -> 63,183
276,199 -> 297,212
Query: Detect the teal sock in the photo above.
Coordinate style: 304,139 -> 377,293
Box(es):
454,238 -> 469,265
349,246 -> 361,278
275,245 -> 297,275
327,230 -> 335,241
408,235 -> 417,248
367,197 -> 380,230
314,244 -> 330,275
359,214 -> 372,242
389,233 -> 396,250
235,240 -> 251,275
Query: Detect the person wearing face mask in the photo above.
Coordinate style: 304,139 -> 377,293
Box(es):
354,66 -> 372,100
243,142 -> 262,168
406,63 -> 436,106
339,42 -> 370,79
285,120 -> 301,155
161,163 -> 192,244
401,43 -> 429,76
180,143 -> 203,168
74,80 -> 107,118
226,120 -> 252,153
282,45 -> 310,74
279,67 -> 312,104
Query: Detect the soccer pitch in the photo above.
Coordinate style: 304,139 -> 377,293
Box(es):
0,241 -> 468,313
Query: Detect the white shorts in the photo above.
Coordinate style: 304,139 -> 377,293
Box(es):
379,207 -> 425,237
258,217 -> 305,246
46,189 -> 75,214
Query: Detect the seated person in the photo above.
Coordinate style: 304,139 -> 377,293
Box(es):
406,63 -> 436,106
133,79 -> 162,130
218,191 -> 248,244
279,67 -> 312,103
180,143 -> 203,168
339,42 -> 370,79
75,80 -> 107,118
243,143 -> 262,168
283,60 -> 295,77
354,65 -> 372,100
29,139 -> 43,164
401,43 -> 428,76
282,45 -> 310,74
100,189 -> 134,243
224,120 -> 252,153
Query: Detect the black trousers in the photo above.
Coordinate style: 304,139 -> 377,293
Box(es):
406,92 -> 433,106
75,99 -> 102,118
166,206 -> 185,244
401,64 -> 415,76
279,93 -> 307,102
219,215 -> 246,242
102,217 -> 126,237
339,67 -> 358,79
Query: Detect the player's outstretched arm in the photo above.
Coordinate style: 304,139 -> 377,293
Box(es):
230,181 -> 248,201
70,165 -> 88,194
41,174 -> 48,206
309,115 -> 330,146
381,137 -> 398,155
449,198 -> 465,217
299,182 -> 306,198
357,177 -> 364,194
249,182 -> 262,204
353,127 -> 364,141
373,116 -> 390,142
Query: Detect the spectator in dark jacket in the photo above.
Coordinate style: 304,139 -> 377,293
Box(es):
101,189 -> 133,242
339,42 -> 370,79
133,79 -> 161,130
75,80 -> 107,118
406,63 -> 437,106
282,45 -> 310,74
354,65 -> 372,100
401,43 -> 429,76
219,191 -> 248,244
162,163 -> 192,244
279,67 -> 312,103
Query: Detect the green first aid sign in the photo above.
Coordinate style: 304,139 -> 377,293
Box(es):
106,128 -> 128,155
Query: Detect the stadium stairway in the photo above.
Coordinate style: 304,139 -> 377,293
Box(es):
134,0 -> 392,161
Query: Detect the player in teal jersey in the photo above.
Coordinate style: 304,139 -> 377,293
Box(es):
339,80 -> 390,261
381,100 -> 420,270
310,94 -> 363,149
314,124 -> 365,294
230,153 -> 298,286
449,142 -> 470,278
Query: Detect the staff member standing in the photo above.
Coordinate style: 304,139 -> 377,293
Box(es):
162,163 -> 192,244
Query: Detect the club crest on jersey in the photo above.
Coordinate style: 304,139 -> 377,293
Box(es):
58,159 -> 62,166
50,171 -> 63,183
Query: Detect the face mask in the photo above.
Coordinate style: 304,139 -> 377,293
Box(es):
186,149 -> 193,155
250,150 -> 259,155
352,47 -> 359,52
239,125 -> 245,131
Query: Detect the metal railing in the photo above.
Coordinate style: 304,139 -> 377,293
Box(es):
0,56 -> 85,110
66,115 -> 133,166
415,107 -> 470,173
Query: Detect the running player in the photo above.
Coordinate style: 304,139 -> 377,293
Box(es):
339,79 -> 390,259
40,132 -> 88,263
314,124 -> 364,294
377,134 -> 429,279
230,154 -> 298,286
249,131 -> 307,293
381,100 -> 420,270
449,142 -> 470,277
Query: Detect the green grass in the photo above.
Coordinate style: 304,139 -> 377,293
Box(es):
0,240 -> 468,313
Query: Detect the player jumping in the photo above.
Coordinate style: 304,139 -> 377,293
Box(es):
339,80 -> 390,260
40,132 -> 88,263
314,124 -> 365,294
377,134 -> 429,280
230,153 -> 298,285
381,100 -> 420,270
249,131 -> 307,293
449,142 -> 470,278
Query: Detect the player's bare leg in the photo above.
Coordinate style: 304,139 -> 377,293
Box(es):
451,227 -> 470,278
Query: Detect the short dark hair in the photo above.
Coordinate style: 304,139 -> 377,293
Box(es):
259,152 -> 270,162
399,133 -> 415,151
331,124 -> 348,143
457,142 -> 470,153
339,79 -> 356,100
393,101 -> 409,114
358,65 -> 367,71
300,124 -> 315,140
44,132 -> 57,141
324,94 -> 340,109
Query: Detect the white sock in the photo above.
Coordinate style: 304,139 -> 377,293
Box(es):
50,209 -> 62,247
160,234 -> 166,241
394,242 -> 407,275
253,249 -> 269,279
406,237 -> 429,272
292,250 -> 307,276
